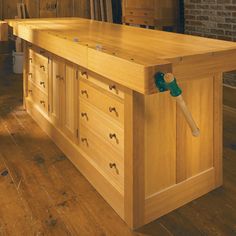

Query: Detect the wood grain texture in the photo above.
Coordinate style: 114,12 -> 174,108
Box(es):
144,92 -> 176,197
124,91 -> 145,229
6,18 -> 236,94
176,77 -> 214,182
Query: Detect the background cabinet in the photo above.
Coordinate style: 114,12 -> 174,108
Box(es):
122,0 -> 179,30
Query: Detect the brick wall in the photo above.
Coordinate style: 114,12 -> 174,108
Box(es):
185,0 -> 236,87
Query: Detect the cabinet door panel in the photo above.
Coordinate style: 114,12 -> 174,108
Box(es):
61,62 -> 77,141
50,57 -> 65,126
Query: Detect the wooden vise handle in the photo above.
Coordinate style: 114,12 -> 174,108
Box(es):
164,73 -> 200,137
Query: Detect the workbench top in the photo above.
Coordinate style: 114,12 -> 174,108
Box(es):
7,18 -> 236,93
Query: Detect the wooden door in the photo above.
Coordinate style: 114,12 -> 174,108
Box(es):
50,56 -> 65,127
61,62 -> 77,141
24,0 -> 40,17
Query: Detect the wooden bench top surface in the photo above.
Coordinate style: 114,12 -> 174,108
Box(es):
6,18 -> 236,94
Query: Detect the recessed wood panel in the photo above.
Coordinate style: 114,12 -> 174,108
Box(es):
176,77 -> 214,183
145,92 -> 176,197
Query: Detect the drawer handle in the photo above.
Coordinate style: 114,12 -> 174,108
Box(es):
40,81 -> 45,86
109,107 -> 118,116
40,65 -> 45,71
28,73 -> 33,77
81,71 -> 88,79
29,58 -> 32,63
40,100 -> 45,106
109,163 -> 119,175
81,112 -> 88,120
81,90 -> 88,98
81,138 -> 88,146
109,133 -> 119,144
28,89 -> 33,94
130,11 -> 133,14
109,85 -> 116,91
129,19 -> 133,22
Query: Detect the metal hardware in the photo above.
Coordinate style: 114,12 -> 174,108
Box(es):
40,100 -> 45,105
109,107 -> 117,113
81,71 -> 88,78
81,138 -> 88,146
109,163 -> 119,174
109,85 -> 116,91
40,81 -> 45,85
81,90 -> 88,97
109,163 -> 116,169
81,113 -> 88,120
40,65 -> 45,71
109,133 -> 116,139
28,73 -> 33,77
28,89 -> 32,93
29,58 -> 32,63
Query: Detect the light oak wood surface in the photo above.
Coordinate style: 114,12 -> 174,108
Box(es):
6,18 -> 236,93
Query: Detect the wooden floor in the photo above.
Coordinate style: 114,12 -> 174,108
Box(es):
0,72 -> 236,236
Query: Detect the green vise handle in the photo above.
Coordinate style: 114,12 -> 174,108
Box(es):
154,72 -> 182,97
154,72 -> 200,137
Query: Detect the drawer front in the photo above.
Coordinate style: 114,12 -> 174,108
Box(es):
28,81 -> 48,115
29,47 -> 49,72
80,124 -> 124,193
79,80 -> 124,125
79,71 -> 125,99
124,16 -> 154,26
28,64 -> 48,94
80,99 -> 124,154
125,9 -> 154,18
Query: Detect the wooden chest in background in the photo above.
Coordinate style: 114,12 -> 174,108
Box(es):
122,0 -> 179,30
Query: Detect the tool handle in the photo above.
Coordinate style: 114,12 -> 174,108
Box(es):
176,95 -> 200,137
164,73 -> 200,137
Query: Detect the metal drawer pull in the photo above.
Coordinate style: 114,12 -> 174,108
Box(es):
40,65 -> 45,71
81,138 -> 88,146
109,107 -> 118,116
40,81 -> 45,85
81,90 -> 88,97
29,58 -> 32,62
81,112 -> 88,120
28,89 -> 33,93
109,163 -> 119,174
109,85 -> 116,91
28,73 -> 33,77
40,100 -> 45,106
81,71 -> 88,79
109,133 -> 119,144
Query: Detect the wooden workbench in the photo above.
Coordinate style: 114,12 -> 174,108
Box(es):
6,18 -> 236,229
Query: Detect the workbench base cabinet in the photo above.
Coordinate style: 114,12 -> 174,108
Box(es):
23,43 -> 222,229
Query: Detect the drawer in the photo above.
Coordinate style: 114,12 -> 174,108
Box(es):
79,71 -> 125,99
29,47 -> 49,72
79,124 -> 124,193
80,99 -> 124,154
28,80 -> 48,115
125,9 -> 154,18
124,16 -> 155,26
28,64 -> 48,94
79,80 -> 124,125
